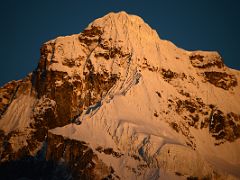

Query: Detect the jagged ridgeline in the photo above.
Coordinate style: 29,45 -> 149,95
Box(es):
0,11 -> 240,180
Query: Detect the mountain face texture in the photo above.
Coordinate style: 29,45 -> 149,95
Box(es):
0,11 -> 240,180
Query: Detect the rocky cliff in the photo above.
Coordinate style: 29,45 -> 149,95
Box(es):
0,11 -> 240,180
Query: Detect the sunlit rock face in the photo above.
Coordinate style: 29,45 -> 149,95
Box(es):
0,11 -> 240,179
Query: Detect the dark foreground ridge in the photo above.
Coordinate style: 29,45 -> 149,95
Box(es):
0,157 -> 71,180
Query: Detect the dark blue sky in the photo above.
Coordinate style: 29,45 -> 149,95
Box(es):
0,0 -> 240,86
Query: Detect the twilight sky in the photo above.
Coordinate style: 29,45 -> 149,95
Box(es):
0,0 -> 240,86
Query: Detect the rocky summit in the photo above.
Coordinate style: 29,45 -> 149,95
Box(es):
0,11 -> 240,180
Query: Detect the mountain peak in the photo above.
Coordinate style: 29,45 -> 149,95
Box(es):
39,11 -> 162,77
92,11 -> 145,26
1,12 -> 240,180
89,11 -> 159,42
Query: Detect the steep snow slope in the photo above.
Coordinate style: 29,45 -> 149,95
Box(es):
0,11 -> 240,179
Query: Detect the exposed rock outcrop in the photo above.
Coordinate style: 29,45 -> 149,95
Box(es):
46,132 -> 114,180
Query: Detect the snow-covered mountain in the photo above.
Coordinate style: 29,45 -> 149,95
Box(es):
0,11 -> 240,179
